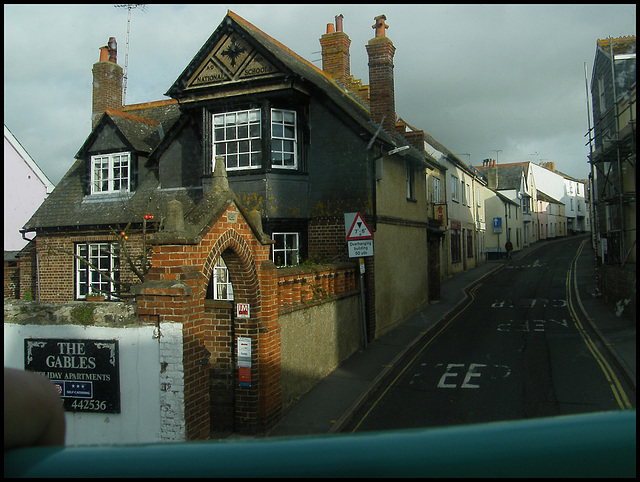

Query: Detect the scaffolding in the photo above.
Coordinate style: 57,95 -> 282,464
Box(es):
585,36 -> 636,267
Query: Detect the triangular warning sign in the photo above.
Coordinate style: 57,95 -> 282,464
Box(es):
346,213 -> 373,240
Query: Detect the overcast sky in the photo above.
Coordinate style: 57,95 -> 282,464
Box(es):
4,4 -> 636,185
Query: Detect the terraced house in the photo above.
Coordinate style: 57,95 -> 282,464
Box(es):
20,12 -> 447,342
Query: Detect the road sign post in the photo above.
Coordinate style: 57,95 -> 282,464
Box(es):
345,213 -> 374,348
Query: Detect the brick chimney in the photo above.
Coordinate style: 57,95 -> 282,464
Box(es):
482,159 -> 499,189
92,37 -> 123,129
539,161 -> 556,172
320,14 -> 351,87
366,15 -> 396,137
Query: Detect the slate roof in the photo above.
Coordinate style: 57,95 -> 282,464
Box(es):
475,165 -> 525,191
23,10 -> 430,234
23,101 -> 183,232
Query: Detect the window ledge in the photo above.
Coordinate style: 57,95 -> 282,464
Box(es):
82,192 -> 133,203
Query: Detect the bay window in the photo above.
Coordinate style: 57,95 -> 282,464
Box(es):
212,107 -> 298,172
213,109 -> 262,170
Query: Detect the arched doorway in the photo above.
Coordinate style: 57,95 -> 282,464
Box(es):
202,233 -> 263,435
135,198 -> 280,438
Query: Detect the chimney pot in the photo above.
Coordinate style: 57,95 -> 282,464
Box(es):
320,15 -> 351,86
99,46 -> 109,62
335,14 -> 344,32
108,37 -> 117,63
372,14 -> 388,38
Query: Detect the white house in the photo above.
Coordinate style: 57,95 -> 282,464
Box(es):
4,125 -> 55,250
529,161 -> 589,234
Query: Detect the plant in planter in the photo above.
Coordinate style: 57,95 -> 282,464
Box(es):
85,289 -> 105,302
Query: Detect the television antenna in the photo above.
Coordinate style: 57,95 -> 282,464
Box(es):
114,4 -> 147,104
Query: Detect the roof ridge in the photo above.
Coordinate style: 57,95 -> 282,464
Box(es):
123,99 -> 178,112
105,107 -> 159,126
227,10 -> 366,101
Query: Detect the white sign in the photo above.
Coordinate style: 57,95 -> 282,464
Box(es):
237,337 -> 251,360
236,303 -> 250,318
348,239 -> 374,258
345,212 -> 373,240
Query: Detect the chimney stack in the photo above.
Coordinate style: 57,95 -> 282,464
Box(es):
482,159 -> 499,189
92,37 -> 123,129
366,15 -> 396,137
320,14 -> 351,87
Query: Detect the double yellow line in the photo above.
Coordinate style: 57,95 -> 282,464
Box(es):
565,240 -> 632,410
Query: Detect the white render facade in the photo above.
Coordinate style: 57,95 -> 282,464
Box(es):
529,162 -> 589,234
4,125 -> 55,250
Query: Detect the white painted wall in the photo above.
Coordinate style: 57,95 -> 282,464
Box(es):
4,125 -> 54,250
4,322 -> 184,446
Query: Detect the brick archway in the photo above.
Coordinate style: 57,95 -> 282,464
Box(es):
203,229 -> 265,434
134,203 -> 280,439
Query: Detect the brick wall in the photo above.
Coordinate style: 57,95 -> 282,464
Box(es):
308,216 -> 348,260
134,204 -> 278,437
276,262 -> 358,314
17,205 -> 367,437
24,231 -> 149,303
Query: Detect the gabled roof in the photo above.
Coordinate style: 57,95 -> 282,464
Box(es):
4,124 -> 55,192
24,100 -> 182,232
167,10 -> 397,149
76,101 -> 180,159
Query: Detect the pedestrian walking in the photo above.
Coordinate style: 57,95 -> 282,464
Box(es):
505,239 -> 513,260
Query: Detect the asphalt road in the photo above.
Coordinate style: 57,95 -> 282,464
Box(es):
345,236 -> 635,433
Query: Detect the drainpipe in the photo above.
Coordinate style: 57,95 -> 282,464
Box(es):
20,229 -> 40,301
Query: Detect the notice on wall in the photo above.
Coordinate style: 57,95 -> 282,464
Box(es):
237,337 -> 251,387
24,339 -> 121,413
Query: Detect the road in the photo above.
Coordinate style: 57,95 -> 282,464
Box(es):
345,236 -> 635,433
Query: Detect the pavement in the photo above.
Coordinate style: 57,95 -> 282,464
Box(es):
229,235 -> 636,439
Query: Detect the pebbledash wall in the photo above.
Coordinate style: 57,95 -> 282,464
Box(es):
4,262 -> 361,445
3,301 -> 185,445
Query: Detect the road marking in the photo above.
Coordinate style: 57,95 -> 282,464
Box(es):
566,240 -> 632,410
491,299 -> 567,308
349,280 -> 484,431
435,363 -> 510,389
497,319 -> 568,332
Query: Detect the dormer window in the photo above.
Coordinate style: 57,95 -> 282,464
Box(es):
91,152 -> 131,194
